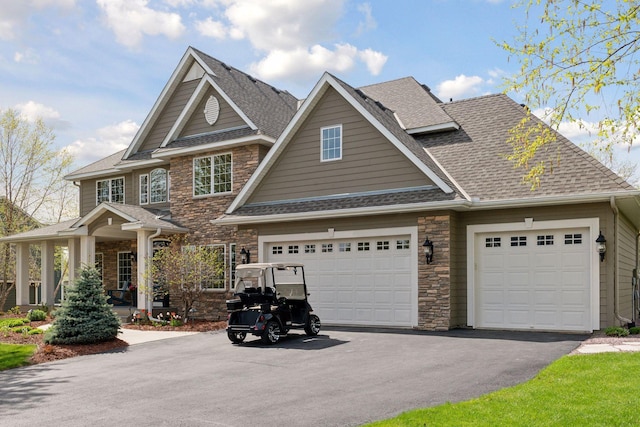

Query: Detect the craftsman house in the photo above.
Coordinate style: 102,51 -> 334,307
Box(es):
3,46 -> 639,332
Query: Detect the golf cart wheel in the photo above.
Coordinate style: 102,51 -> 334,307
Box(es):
261,320 -> 281,344
304,314 -> 321,336
227,331 -> 246,344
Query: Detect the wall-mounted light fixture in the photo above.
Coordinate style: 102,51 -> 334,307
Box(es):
422,237 -> 434,264
130,252 -> 137,263
595,231 -> 606,262
240,247 -> 251,264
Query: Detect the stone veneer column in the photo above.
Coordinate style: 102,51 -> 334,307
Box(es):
417,214 -> 451,330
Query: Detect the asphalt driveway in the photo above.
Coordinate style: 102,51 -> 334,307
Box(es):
0,328 -> 585,427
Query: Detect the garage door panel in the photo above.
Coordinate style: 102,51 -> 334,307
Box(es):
476,227 -> 591,332
266,234 -> 413,327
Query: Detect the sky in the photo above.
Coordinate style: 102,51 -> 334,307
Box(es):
1,0 -> 638,182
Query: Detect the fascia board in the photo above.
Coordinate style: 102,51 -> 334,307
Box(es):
226,73 -> 333,213
113,158 -> 167,171
153,134 -> 275,159
120,223 -> 189,233
124,47 -> 213,159
65,168 -> 123,181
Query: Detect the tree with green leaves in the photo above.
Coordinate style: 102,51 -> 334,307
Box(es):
44,266 -> 120,344
500,0 -> 640,188
0,108 -> 76,309
144,236 -> 226,322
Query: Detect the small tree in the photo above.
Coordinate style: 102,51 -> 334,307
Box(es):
44,266 -> 120,344
145,236 -> 226,322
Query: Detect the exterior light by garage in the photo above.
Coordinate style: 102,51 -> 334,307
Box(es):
240,247 -> 251,264
595,231 -> 606,262
422,237 -> 434,264
130,252 -> 137,263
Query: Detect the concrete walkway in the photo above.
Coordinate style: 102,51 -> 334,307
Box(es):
574,341 -> 640,354
117,328 -> 198,345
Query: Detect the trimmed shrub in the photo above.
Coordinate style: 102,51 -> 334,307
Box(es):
629,326 -> 640,335
604,326 -> 629,337
44,266 -> 120,345
27,309 -> 47,321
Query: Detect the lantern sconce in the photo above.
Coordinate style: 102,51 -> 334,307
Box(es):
240,247 -> 251,264
595,231 -> 606,262
422,237 -> 434,264
130,252 -> 137,263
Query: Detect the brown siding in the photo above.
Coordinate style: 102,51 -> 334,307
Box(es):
132,167 -> 171,210
249,87 -> 432,204
139,80 -> 199,152
618,213 -> 638,323
79,174 -> 131,216
179,88 -> 247,137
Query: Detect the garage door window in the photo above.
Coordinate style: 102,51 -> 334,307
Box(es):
564,234 -> 583,244
358,242 -> 370,251
322,243 -> 333,253
510,236 -> 527,246
305,244 -> 316,253
272,246 -> 283,255
396,239 -> 410,250
339,243 -> 351,252
288,245 -> 299,254
485,237 -> 501,247
537,235 -> 554,246
377,241 -> 390,250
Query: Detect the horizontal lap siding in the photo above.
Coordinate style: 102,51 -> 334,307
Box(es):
180,88 -> 246,137
79,174 -> 134,216
249,87 -> 430,204
618,214 -> 638,322
140,80 -> 199,152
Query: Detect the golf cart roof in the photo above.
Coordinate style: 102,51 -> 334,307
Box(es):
235,262 -> 304,271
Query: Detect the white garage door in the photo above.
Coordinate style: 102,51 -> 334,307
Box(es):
266,235 -> 414,327
475,228 -> 591,332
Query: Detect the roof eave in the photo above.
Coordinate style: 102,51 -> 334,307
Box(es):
407,121 -> 460,135
65,168 -> 122,181
152,134 -> 275,159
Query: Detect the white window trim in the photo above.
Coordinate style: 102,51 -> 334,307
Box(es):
230,243 -> 237,290
192,153 -> 233,198
96,176 -> 125,205
203,243 -> 226,292
320,124 -> 342,162
139,174 -> 149,205
117,251 -> 133,290
466,218 -> 600,332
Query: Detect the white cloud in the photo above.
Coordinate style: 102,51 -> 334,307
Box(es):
14,49 -> 39,64
0,0 -> 75,40
356,3 -> 377,35
96,0 -> 185,48
197,0 -> 387,81
65,120 -> 140,165
436,75 -> 485,100
15,101 -> 72,130
195,16 -> 227,39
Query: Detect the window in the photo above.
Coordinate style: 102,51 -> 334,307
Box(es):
304,244 -> 316,254
485,237 -> 501,248
339,242 -> 351,252
230,243 -> 237,289
537,235 -> 554,246
510,236 -> 527,247
150,168 -> 168,203
139,174 -> 149,204
321,243 -> 333,253
201,244 -> 226,290
288,245 -> 299,254
321,125 -> 342,161
272,246 -> 283,255
117,252 -> 132,290
193,154 -> 232,196
357,242 -> 370,251
377,241 -> 390,250
97,177 -> 124,204
396,239 -> 410,250
565,234 -> 583,245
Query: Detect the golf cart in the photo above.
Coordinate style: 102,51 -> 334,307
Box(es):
226,263 -> 321,344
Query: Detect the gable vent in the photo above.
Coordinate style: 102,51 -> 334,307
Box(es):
204,95 -> 220,125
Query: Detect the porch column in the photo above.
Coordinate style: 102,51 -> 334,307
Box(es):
136,229 -> 154,311
67,238 -> 81,285
15,243 -> 30,305
41,241 -> 55,305
79,235 -> 96,268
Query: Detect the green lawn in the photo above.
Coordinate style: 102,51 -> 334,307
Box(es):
367,353 -> 640,426
0,343 -> 37,370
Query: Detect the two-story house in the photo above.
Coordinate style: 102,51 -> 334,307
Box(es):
4,46 -> 640,332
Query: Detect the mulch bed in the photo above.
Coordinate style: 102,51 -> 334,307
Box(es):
1,313 -> 226,365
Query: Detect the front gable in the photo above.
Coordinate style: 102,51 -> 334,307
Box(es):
179,85 -> 248,139
248,86 -> 434,204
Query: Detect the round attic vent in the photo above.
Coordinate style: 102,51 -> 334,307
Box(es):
204,95 -> 220,125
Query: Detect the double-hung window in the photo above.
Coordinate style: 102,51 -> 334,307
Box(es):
321,124 -> 342,161
140,169 -> 169,204
193,153 -> 232,196
96,177 -> 124,204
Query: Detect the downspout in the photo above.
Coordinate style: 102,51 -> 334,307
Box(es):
146,228 -> 162,312
610,196 -> 633,326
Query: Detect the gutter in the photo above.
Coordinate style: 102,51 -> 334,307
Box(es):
611,196 -> 633,326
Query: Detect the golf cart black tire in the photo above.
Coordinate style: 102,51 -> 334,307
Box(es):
261,320 -> 281,344
227,331 -> 246,344
304,314 -> 321,336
